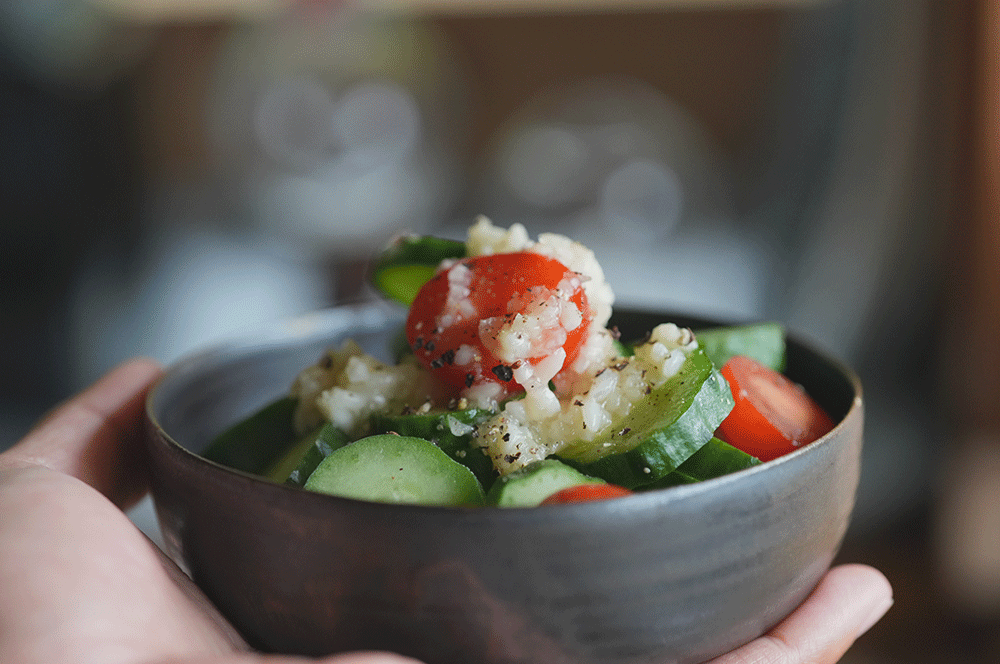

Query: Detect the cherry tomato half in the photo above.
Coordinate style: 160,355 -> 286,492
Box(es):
406,252 -> 591,394
715,355 -> 835,462
540,483 -> 633,505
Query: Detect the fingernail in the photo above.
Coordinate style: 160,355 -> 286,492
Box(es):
856,594 -> 894,637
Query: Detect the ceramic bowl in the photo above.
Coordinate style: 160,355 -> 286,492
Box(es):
144,304 -> 863,664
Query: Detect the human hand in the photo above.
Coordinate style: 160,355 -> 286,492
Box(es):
704,563 -> 892,663
0,358 -> 891,664
0,358 -> 416,664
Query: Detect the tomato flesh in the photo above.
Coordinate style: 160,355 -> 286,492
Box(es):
406,252 -> 591,395
715,355 -> 834,462
540,483 -> 633,504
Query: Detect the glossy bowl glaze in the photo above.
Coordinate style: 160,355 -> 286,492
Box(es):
145,304 -> 863,664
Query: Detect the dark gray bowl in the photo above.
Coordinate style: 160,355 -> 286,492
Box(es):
145,303 -> 863,664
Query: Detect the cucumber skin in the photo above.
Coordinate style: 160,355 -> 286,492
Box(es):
612,338 -> 635,357
642,437 -> 761,489
558,348 -> 735,489
695,322 -> 786,372
283,424 -> 351,487
202,396 -> 299,475
390,324 -> 413,363
371,236 -> 466,305
369,408 -> 498,491
487,459 -> 604,508
263,423 -> 324,483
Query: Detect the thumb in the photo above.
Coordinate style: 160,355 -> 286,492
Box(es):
0,357 -> 163,509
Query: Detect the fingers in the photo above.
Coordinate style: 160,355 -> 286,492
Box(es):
707,564 -> 893,664
0,357 -> 163,509
153,652 -> 424,664
317,654 -> 424,664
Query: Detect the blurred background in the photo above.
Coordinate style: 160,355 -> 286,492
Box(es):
0,0 -> 996,661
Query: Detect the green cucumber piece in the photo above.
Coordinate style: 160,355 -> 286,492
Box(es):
390,323 -> 413,362
642,437 -> 761,489
304,434 -> 485,506
371,235 -> 466,305
202,396 -> 299,474
557,346 -> 735,489
369,407 -> 497,490
612,337 -> 634,357
487,459 -> 604,508
695,322 -> 786,372
263,423 -> 322,483
273,422 -> 350,487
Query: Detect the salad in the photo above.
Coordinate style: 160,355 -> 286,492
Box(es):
204,217 -> 834,507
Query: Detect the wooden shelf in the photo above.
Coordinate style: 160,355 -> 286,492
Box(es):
355,0 -> 825,16
95,0 -> 826,23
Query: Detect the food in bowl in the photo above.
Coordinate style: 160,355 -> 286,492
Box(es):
144,299 -> 862,663
203,217 -> 834,506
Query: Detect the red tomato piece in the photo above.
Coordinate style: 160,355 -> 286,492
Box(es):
715,355 -> 835,462
406,252 -> 591,395
540,483 -> 633,505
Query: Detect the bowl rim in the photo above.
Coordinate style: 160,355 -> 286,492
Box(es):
145,302 -> 864,516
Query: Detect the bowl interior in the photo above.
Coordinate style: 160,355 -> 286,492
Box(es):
151,305 -> 857,457
152,305 -> 401,457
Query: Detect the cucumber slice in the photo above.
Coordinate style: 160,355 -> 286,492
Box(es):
275,422 -> 350,487
369,407 -> 498,490
389,323 -> 413,362
264,423 -> 322,483
642,437 -> 761,489
371,235 -> 466,305
695,322 -> 786,372
304,434 -> 485,506
487,459 -> 604,508
557,346 -> 735,489
202,396 -> 299,474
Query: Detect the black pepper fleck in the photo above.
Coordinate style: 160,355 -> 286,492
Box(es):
491,364 -> 514,381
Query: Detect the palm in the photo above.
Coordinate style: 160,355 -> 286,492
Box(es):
0,466 -> 245,663
0,358 -> 253,664
0,360 -> 409,664
0,359 -> 889,664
